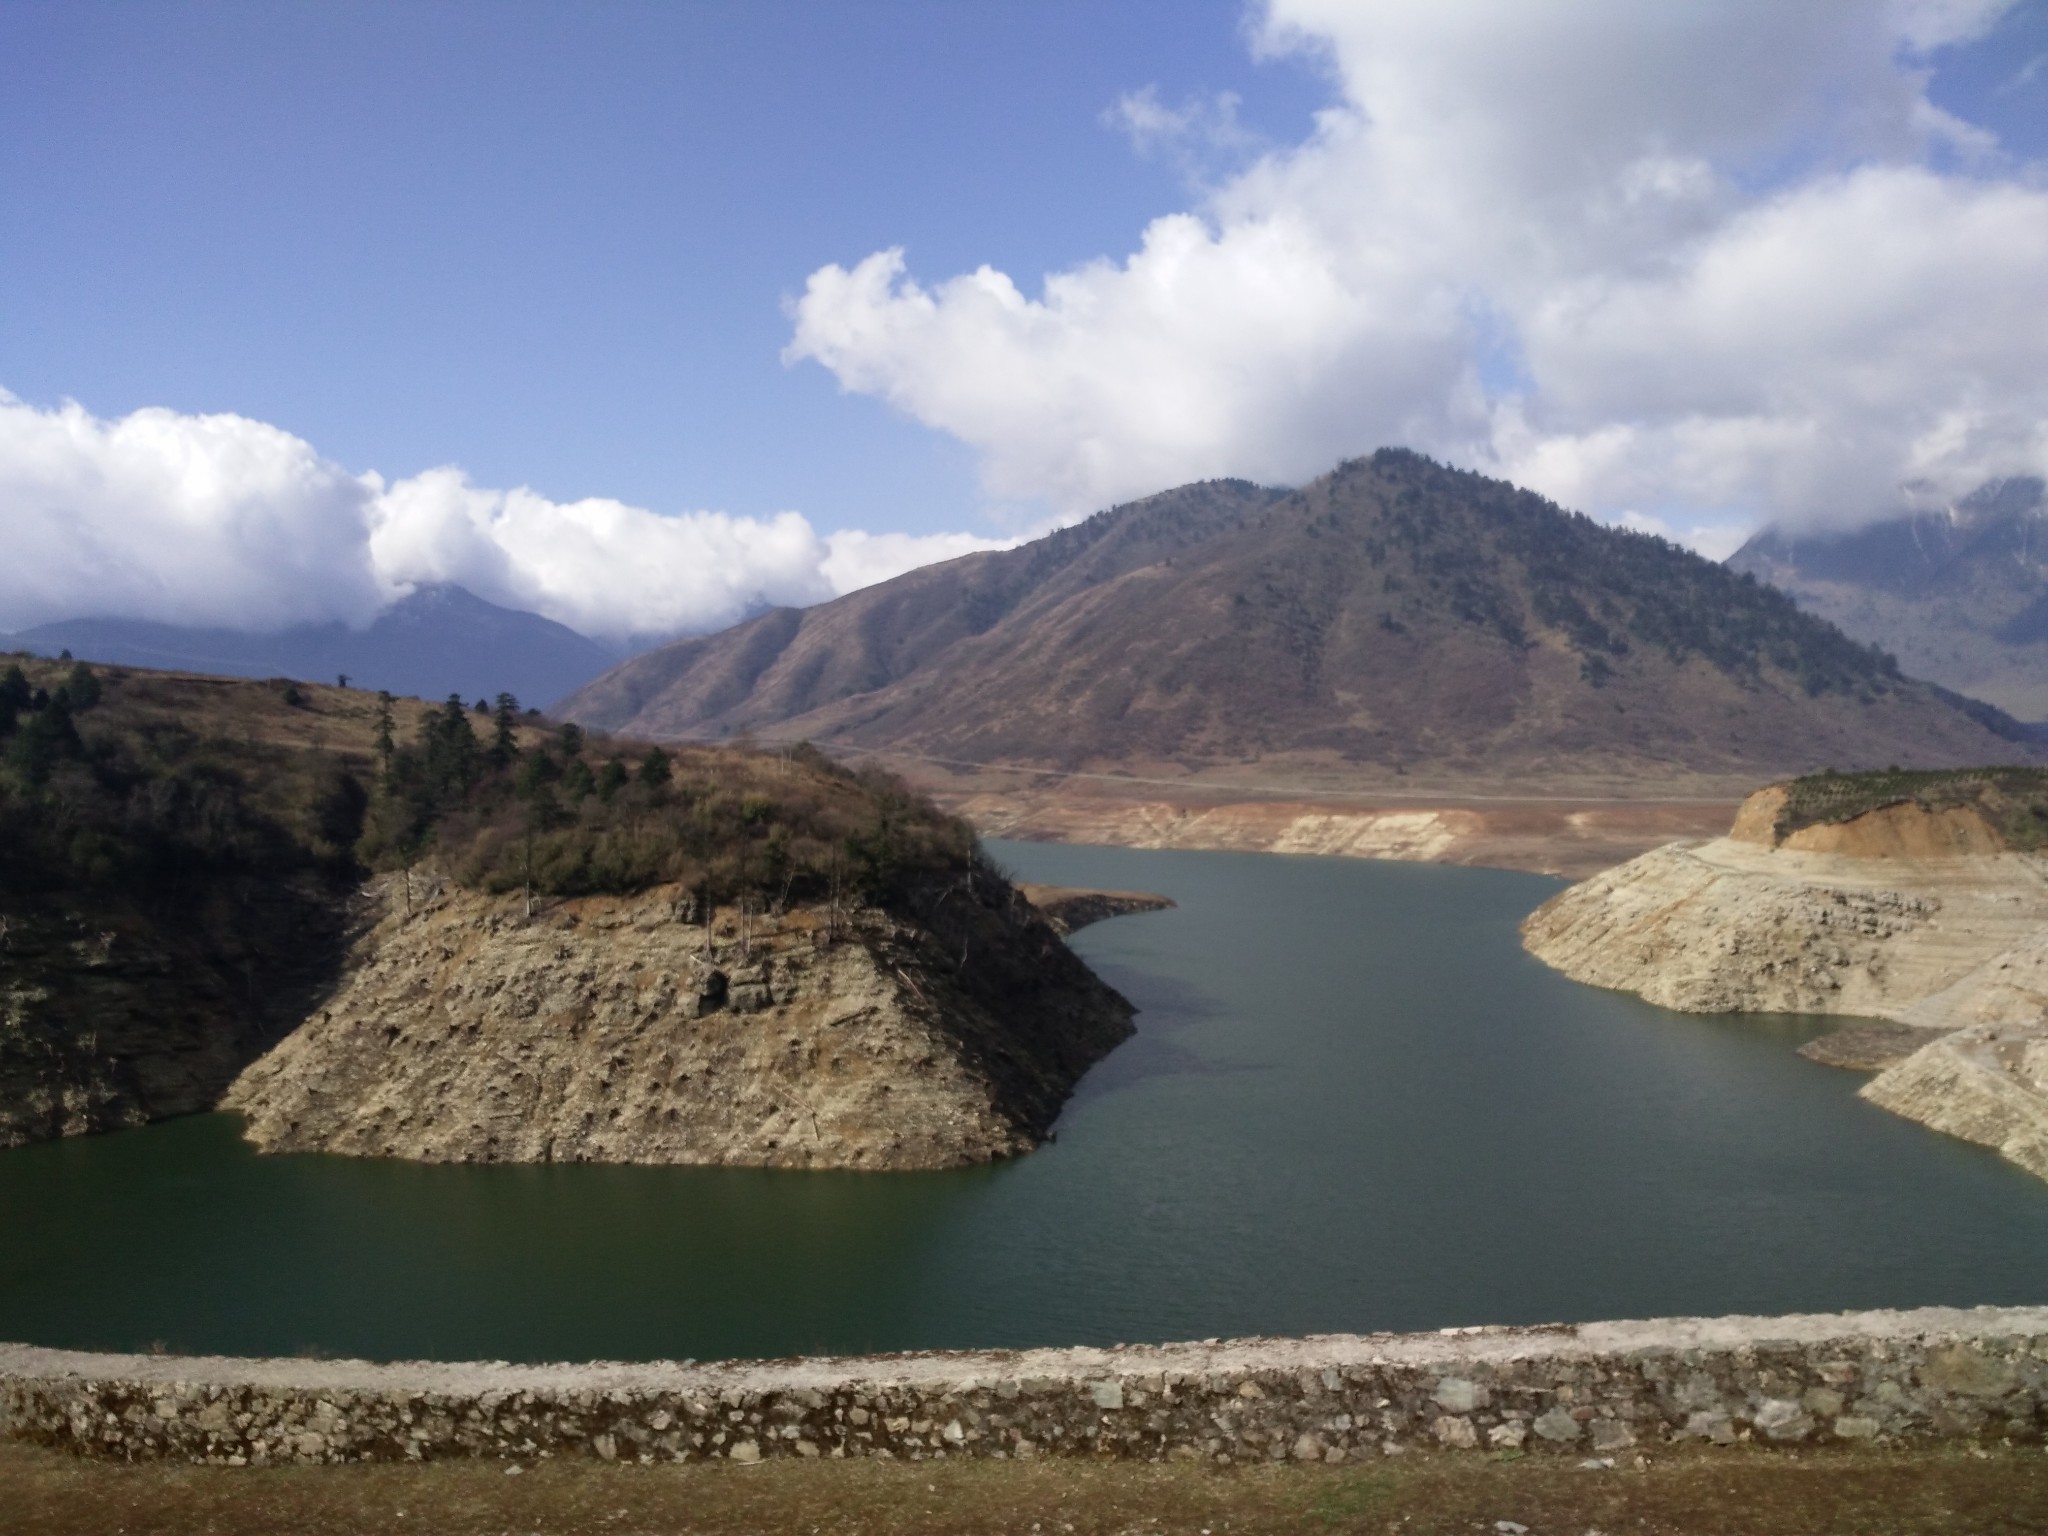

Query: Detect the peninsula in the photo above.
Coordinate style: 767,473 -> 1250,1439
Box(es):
0,658 -> 1137,1167
1522,768 -> 2048,1183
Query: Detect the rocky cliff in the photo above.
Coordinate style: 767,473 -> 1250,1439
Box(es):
223,869 -> 1135,1170
1521,781 -> 2048,1184
0,875 -> 353,1149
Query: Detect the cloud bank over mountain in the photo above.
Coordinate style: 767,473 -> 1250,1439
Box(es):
0,393 -> 1006,641
787,0 -> 2048,538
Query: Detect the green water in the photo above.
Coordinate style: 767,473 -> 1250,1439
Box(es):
5,841 -> 2047,1364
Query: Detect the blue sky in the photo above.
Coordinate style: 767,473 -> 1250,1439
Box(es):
3,2 -> 2046,641
0,0 -> 1327,535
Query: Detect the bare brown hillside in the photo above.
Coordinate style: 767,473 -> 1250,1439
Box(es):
562,452 -> 2041,785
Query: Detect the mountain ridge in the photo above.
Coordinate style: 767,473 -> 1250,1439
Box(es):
1729,477 -> 2048,720
563,451 -> 2038,785
8,583 -> 620,711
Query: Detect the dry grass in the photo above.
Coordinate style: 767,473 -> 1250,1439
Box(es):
3,1441 -> 2046,1536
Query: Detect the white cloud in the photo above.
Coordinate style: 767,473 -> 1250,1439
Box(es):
787,0 -> 2048,536
0,393 -> 1004,641
0,392 -> 386,633
820,527 -> 1017,595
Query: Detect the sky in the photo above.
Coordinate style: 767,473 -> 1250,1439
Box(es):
3,0 -> 2046,642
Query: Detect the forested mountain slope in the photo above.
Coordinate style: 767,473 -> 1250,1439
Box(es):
1730,478 -> 2048,721
564,452 -> 2037,783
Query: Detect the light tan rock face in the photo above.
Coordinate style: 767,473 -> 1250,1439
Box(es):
1863,1024 -> 2048,1182
223,873 -> 1134,1170
1521,799 -> 2048,1184
1515,837 -> 2046,1018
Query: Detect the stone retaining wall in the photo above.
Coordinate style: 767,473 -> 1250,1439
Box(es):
4,1306 -> 2046,1467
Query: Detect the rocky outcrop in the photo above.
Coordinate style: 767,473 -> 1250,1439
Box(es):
222,869 -> 1134,1170
1522,790 -> 2048,1184
0,876 -> 355,1150
1862,1025 -> 2048,1182
6,1305 -> 2046,1465
945,782 -> 1741,879
1016,885 -> 1174,935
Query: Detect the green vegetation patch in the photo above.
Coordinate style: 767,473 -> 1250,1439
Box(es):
0,658 -> 975,920
1776,765 -> 2048,849
361,692 -> 975,910
0,658 -> 364,903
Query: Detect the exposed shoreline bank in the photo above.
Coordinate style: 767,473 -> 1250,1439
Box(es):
5,1305 -> 2044,1466
919,774 -> 1738,879
1521,788 -> 2048,1184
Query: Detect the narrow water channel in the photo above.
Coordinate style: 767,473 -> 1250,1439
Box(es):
4,841 -> 2044,1364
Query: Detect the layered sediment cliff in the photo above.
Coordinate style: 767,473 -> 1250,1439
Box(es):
1521,784 -> 2048,1184
223,870 -> 1134,1170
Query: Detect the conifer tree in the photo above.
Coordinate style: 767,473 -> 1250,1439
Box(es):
373,692 -> 396,777
490,693 -> 521,769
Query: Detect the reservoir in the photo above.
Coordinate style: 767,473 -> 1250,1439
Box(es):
4,841 -> 2046,1364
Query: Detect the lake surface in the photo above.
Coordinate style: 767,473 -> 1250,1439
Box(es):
5,841 -> 2047,1364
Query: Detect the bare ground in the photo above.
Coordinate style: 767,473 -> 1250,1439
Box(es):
5,1440 -> 2047,1535
877,753 -> 1741,879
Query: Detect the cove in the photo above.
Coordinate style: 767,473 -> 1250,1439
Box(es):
4,841 -> 2046,1365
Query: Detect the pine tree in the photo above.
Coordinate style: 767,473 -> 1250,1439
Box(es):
490,693 -> 521,769
373,692 -> 396,777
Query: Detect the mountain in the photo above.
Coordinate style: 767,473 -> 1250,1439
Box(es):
6,584 -> 618,710
561,450 -> 2038,786
1728,477 -> 2048,721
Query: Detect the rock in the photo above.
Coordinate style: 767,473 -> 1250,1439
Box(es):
1015,887 -> 1176,936
1089,1381 -> 1123,1410
1522,792 -> 2048,1187
727,1440 -> 760,1464
1798,1023 -> 1952,1072
1588,1419 -> 1635,1451
224,872 -> 1135,1171
1863,1028 -> 2048,1186
1533,1408 -> 1582,1443
1433,1377 -> 1486,1412
1918,1345 -> 2021,1398
1801,1387 -> 1844,1418
1433,1416 -> 1479,1449
1753,1399 -> 1813,1442
1680,1411 -> 1737,1444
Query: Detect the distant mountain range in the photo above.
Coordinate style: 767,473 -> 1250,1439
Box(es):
4,584 -> 619,711
1729,477 -> 2048,722
561,450 -> 2036,785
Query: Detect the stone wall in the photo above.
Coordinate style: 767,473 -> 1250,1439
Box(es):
4,1306 -> 2046,1467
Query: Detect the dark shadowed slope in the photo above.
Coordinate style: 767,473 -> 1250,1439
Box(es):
10,584 -> 619,710
1730,477 -> 2048,721
562,452 -> 2040,783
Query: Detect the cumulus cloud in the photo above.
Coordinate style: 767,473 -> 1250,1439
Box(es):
0,392 -> 387,633
0,393 -> 1005,641
787,0 -> 2048,536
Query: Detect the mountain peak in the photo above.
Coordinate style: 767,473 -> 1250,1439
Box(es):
1730,477 -> 2048,719
562,453 -> 2034,786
